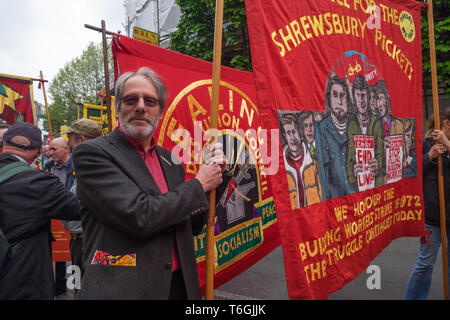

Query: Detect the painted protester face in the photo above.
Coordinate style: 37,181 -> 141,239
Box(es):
330,83 -> 348,123
354,88 -> 368,116
283,122 -> 302,157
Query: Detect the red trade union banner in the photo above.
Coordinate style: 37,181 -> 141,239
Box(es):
0,73 -> 37,125
245,0 -> 425,299
112,35 -> 280,294
51,220 -> 71,262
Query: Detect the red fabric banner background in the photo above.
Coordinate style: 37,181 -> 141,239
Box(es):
245,0 -> 425,299
0,73 -> 36,125
51,220 -> 72,262
112,35 -> 281,294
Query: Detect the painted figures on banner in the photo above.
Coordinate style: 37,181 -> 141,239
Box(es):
278,51 -> 416,210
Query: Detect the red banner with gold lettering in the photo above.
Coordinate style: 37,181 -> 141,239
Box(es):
112,35 -> 280,294
51,220 -> 72,262
245,0 -> 425,299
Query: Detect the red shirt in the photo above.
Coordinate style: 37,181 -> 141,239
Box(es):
119,127 -> 180,271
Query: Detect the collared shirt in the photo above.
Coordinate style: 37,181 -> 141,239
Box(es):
119,127 -> 180,271
11,154 -> 28,163
51,159 -> 71,187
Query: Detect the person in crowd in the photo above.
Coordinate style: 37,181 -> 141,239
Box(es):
0,119 -> 10,153
48,136 -> 76,295
405,108 -> 450,299
0,122 -> 80,299
41,145 -> 52,168
315,74 -> 354,200
346,74 -> 383,192
72,66 -> 226,300
48,137 -> 75,190
60,118 -> 102,275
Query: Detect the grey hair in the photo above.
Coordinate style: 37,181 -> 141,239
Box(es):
115,66 -> 168,113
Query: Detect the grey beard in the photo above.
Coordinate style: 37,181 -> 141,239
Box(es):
120,114 -> 158,140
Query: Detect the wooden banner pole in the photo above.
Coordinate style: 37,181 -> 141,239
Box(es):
427,0 -> 448,300
99,87 -> 105,128
76,97 -> 80,120
205,0 -> 224,301
39,71 -> 53,139
101,20 -> 113,134
85,23 -> 115,36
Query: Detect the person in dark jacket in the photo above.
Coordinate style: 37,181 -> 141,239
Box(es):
61,119 -> 102,277
47,136 -> 76,295
72,67 -> 225,300
405,107 -> 450,299
0,122 -> 80,300
48,137 -> 75,190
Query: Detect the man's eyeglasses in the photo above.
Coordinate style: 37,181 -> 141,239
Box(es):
122,95 -> 159,108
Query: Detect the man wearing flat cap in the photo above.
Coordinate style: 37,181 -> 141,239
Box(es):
61,118 -> 103,146
60,118 -> 102,275
0,122 -> 80,299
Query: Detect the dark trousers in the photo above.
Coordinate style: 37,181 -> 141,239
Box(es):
69,237 -> 83,271
169,270 -> 187,300
55,262 -> 66,295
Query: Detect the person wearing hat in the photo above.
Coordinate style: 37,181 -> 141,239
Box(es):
60,118 -> 102,277
0,122 -> 80,299
61,118 -> 103,150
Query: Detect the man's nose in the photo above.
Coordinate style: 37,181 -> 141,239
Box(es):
135,98 -> 146,112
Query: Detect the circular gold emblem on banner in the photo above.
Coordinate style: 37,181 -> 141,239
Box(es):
399,11 -> 415,43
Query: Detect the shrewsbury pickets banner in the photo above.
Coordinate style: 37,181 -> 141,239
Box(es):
0,73 -> 37,125
245,0 -> 425,299
112,35 -> 280,294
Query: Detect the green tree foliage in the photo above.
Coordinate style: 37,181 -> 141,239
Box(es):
170,0 -> 251,71
44,42 -> 104,135
421,0 -> 450,97
171,0 -> 449,98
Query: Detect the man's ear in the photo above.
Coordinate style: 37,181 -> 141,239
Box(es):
80,135 -> 88,142
31,148 -> 42,163
443,119 -> 450,129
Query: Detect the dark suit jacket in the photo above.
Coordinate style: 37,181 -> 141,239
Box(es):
422,138 -> 450,227
0,154 -> 80,299
72,128 -> 209,300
